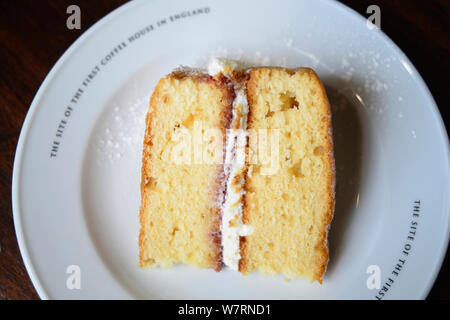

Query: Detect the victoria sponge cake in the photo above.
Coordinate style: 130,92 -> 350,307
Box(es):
138,58 -> 335,283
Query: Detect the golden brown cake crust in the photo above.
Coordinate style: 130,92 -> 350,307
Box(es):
239,67 -> 335,283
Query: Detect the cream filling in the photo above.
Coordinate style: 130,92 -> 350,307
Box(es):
208,58 -> 253,270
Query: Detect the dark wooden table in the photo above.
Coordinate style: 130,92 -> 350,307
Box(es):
0,0 -> 448,300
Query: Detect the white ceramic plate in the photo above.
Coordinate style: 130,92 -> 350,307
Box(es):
12,0 -> 450,299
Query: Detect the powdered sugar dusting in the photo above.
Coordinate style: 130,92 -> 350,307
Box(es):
93,94 -> 148,165
195,48 -> 285,69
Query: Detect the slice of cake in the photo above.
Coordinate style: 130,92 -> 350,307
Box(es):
139,70 -> 234,271
139,59 -> 335,283
240,67 -> 335,283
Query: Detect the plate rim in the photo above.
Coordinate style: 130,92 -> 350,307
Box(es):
11,0 -> 144,300
331,0 -> 450,300
11,0 -> 450,299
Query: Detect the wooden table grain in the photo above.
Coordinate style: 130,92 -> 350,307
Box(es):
0,0 -> 448,300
